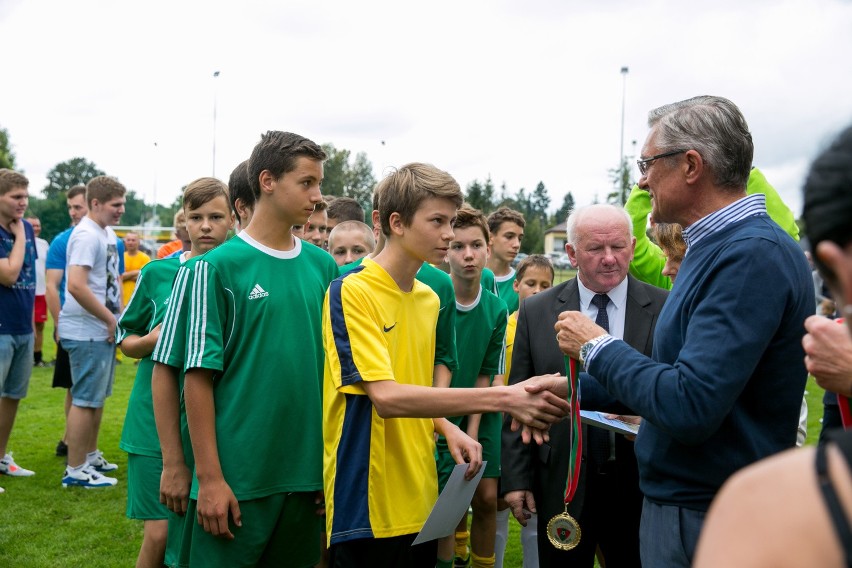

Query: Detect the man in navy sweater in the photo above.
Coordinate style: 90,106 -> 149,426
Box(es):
541,96 -> 813,567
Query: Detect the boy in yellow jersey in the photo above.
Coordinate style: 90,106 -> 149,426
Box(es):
322,163 -> 570,567
495,254 -> 554,568
436,206 -> 508,568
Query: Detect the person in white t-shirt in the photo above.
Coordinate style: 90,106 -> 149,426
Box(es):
58,176 -> 126,489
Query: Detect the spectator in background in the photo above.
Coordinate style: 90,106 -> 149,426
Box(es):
156,210 -> 189,259
121,232 -> 150,307
0,169 -> 38,488
45,184 -> 88,457
26,216 -> 51,367
59,176 -> 126,488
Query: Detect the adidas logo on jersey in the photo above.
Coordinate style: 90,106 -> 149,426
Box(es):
248,284 -> 269,300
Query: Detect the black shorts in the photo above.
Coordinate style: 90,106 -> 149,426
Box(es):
329,535 -> 437,568
52,340 -> 72,389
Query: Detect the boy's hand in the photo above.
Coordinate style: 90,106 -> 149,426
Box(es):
9,218 -> 25,239
505,380 -> 570,430
197,478 -> 242,539
106,314 -> 117,344
160,462 -> 192,515
504,490 -> 537,526
444,423 -> 483,480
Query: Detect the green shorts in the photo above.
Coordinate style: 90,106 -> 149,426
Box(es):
165,500 -> 194,568
126,453 -> 170,520
188,491 -> 321,568
436,411 -> 501,492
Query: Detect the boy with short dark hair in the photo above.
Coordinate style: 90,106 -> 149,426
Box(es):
182,131 -> 337,566
325,196 -> 365,248
45,184 -> 88,457
436,206 -> 509,568
60,175 -> 126,488
0,169 -> 37,488
227,160 -> 254,231
322,163 -> 569,567
485,207 -> 525,313
119,177 -> 234,568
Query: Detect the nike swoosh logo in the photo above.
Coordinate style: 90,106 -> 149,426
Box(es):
383,323 -> 397,332
439,305 -> 447,312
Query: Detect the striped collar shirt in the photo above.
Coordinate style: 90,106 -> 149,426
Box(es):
682,193 -> 767,251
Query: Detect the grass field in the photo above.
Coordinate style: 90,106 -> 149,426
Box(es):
0,311 -> 828,566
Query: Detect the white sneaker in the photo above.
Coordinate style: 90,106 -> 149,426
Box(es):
61,466 -> 117,489
87,450 -> 118,473
0,453 -> 35,477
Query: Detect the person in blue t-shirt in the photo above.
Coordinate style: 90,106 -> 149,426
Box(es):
45,184 -> 88,458
0,169 -> 38,489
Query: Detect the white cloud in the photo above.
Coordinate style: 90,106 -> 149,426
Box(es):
2,0 -> 851,222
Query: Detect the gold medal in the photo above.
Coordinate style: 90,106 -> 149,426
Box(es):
547,510 -> 581,550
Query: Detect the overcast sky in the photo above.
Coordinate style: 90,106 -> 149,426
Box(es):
2,0 -> 851,221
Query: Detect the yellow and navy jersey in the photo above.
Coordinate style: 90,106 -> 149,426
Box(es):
505,310 -> 518,379
323,258 -> 440,544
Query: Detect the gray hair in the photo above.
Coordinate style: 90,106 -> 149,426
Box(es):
565,204 -> 633,246
649,95 -> 753,191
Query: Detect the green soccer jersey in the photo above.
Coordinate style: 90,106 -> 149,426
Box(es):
438,286 -> 507,475
117,256 -> 182,457
493,268 -> 518,314
340,257 -> 458,371
450,287 -> 508,393
480,267 -> 497,296
185,232 -> 338,500
150,254 -> 204,469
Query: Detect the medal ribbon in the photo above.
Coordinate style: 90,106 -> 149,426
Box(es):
562,356 -> 583,507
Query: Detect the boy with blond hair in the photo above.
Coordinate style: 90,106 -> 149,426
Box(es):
322,163 -> 568,567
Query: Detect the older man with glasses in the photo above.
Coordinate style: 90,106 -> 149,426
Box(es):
533,96 -> 814,567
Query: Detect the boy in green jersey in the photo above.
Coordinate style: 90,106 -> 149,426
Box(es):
183,131 -> 337,567
323,163 -> 569,567
227,160 -> 255,232
120,177 -> 234,568
436,206 -> 509,568
484,207 -> 525,313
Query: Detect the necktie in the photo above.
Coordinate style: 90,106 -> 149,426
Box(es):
591,294 -> 610,332
589,293 -> 614,465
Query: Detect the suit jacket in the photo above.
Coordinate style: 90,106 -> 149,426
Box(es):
501,274 -> 668,524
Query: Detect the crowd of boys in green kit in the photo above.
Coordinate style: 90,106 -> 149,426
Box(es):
109,130 -> 568,568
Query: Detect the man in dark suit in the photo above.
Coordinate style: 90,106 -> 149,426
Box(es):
502,204 -> 668,568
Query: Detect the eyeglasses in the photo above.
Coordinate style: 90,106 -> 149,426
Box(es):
636,149 -> 687,176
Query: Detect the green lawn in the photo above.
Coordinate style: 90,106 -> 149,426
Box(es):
0,318 -> 827,566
